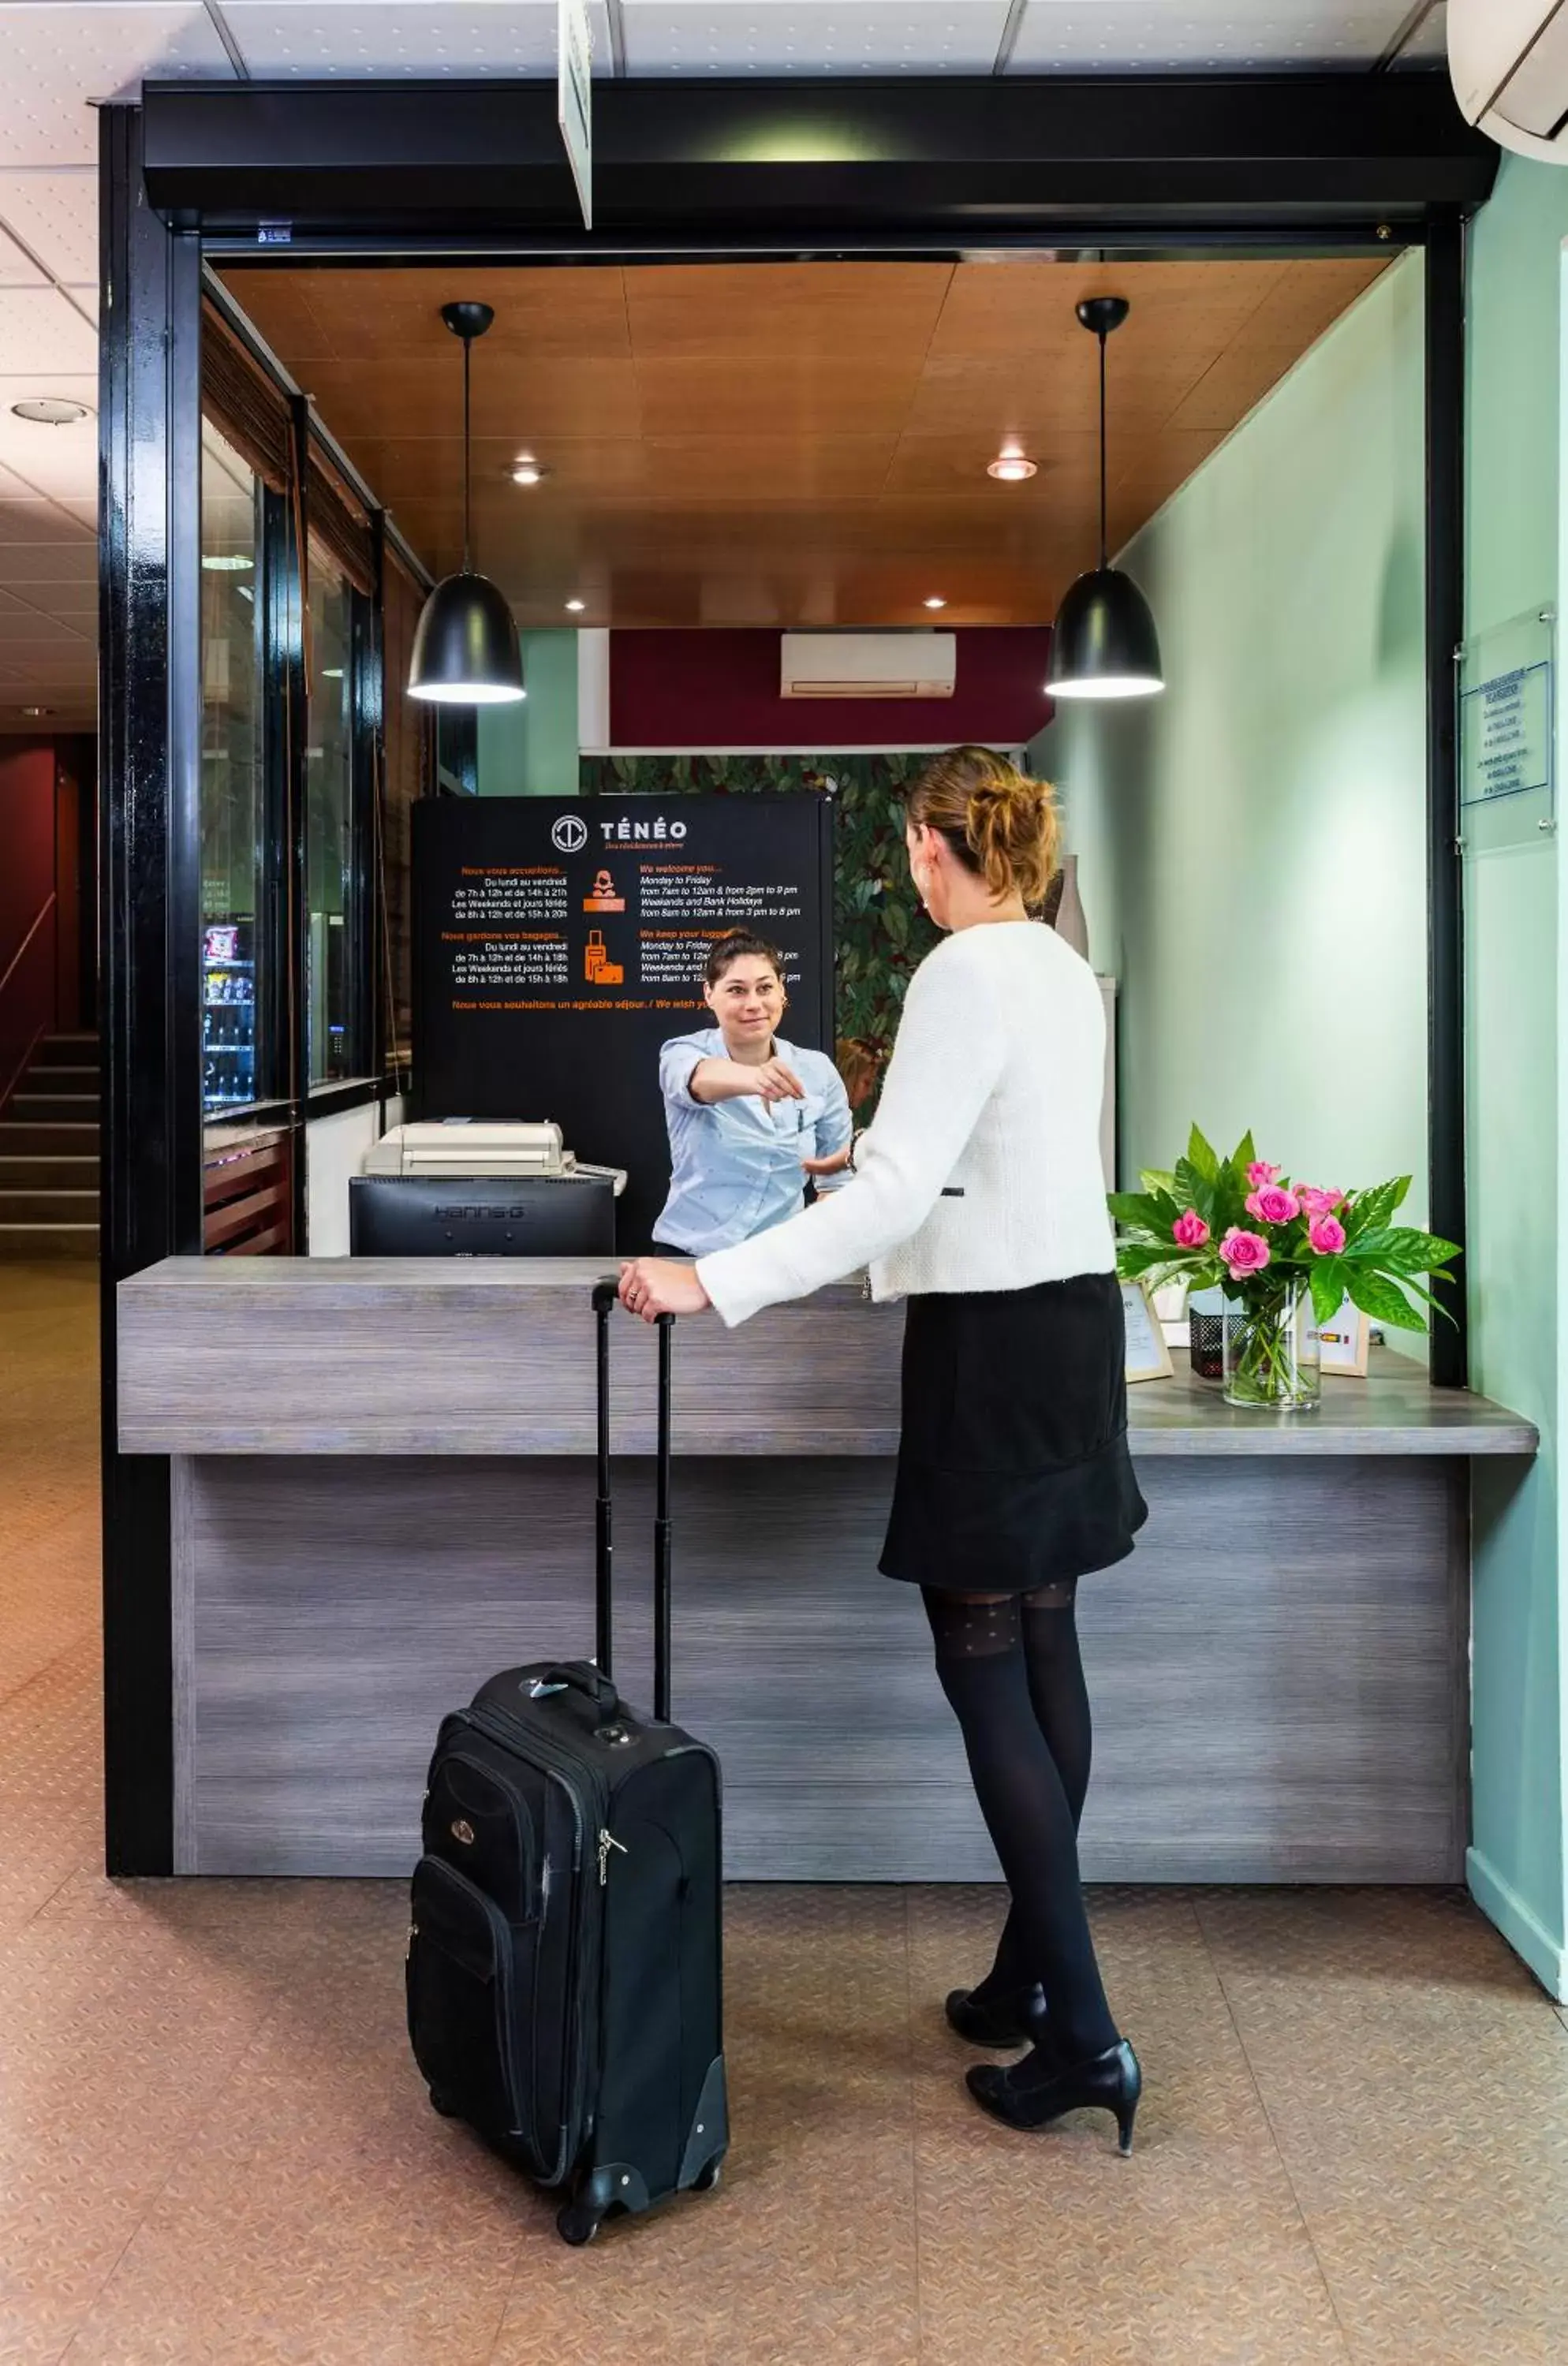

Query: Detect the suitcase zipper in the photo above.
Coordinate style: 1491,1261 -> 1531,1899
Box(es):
597,1828 -> 628,1886
465,1701 -> 610,2181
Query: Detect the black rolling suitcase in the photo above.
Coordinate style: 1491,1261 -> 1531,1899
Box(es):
406,1280 -> 727,2245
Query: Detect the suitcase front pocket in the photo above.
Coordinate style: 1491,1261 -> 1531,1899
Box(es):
407,1855 -> 537,2155
424,1745 -> 539,1924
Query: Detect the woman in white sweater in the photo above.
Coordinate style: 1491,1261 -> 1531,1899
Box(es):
619,746 -> 1147,2153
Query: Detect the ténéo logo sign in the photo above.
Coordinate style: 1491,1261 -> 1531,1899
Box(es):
599,812 -> 687,844
551,813 -> 588,855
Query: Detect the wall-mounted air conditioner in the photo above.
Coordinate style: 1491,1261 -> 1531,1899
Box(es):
779,632 -> 957,700
1450,0 -> 1568,162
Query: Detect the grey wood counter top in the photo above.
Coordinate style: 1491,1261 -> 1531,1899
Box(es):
117,1256 -> 1538,1458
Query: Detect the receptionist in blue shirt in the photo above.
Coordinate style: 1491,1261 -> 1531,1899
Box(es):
654,928 -> 853,1255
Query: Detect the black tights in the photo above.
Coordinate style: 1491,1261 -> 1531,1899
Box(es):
923,1581 -> 1118,2062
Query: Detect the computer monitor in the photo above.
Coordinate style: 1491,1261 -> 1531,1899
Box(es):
349,1172 -> 616,1258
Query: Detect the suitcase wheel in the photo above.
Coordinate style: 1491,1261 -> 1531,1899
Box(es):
556,2200 -> 603,2247
693,2158 -> 722,2195
427,2090 -> 461,2118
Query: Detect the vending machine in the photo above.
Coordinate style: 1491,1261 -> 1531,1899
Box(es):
202,920 -> 257,1111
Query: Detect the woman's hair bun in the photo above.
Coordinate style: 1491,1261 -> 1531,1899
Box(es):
905,746 -> 1059,908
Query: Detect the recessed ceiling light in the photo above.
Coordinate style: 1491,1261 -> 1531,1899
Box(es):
987,453 -> 1037,483
201,554 -> 253,573
510,457 -> 547,487
923,596 -> 946,610
565,598 -> 586,614
10,397 -> 91,427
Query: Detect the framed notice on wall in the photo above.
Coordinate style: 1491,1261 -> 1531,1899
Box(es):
413,793 -> 835,1248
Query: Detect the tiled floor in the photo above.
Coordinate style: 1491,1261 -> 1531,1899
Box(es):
3,1261 -> 1567,2364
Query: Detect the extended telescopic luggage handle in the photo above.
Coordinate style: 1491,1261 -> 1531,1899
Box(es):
592,1278 -> 675,1723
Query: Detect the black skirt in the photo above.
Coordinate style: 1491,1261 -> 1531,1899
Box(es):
879,1272 -> 1148,1592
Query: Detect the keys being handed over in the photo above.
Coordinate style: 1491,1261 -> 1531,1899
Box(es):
619,1258 -> 713,1323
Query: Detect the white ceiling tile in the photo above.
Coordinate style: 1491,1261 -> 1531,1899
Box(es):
62,285 -> 97,323
0,607 -> 91,644
622,1 -> 1012,73
222,2 -> 613,77
0,6 -> 234,167
0,374 -> 99,503
0,171 -> 99,286
0,289 -> 98,373
0,543 -> 98,581
0,224 -> 49,289
0,495 -> 95,543
1394,1 -> 1447,65
1005,2 -> 1411,73
19,585 -> 96,617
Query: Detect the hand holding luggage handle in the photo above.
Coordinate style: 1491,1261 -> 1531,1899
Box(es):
592,1278 -> 674,1723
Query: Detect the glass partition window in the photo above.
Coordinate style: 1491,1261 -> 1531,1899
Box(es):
306,545 -> 357,1084
200,421 -> 267,1115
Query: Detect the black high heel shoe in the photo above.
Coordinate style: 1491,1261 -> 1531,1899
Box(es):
943,1982 -> 1047,2048
965,2038 -> 1142,2154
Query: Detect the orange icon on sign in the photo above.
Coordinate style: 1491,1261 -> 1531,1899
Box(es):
584,930 -> 624,986
584,868 -> 625,914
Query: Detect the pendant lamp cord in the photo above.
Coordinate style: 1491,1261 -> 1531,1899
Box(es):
1097,326 -> 1108,570
461,331 -> 472,574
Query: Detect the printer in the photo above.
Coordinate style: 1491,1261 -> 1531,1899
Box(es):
364,1121 -> 626,1194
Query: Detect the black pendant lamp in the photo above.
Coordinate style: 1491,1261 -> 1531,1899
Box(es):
1046,296 -> 1164,702
409,301 -> 526,705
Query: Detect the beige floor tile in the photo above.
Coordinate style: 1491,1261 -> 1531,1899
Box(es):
488,1883 -> 921,2366
906,1886 -> 1352,2366
1197,1888 -> 1568,2363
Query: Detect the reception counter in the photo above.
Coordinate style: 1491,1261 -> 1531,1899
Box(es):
118,1258 -> 1537,1883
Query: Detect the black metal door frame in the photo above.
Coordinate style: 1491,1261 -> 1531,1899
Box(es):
99,76 -> 1487,1872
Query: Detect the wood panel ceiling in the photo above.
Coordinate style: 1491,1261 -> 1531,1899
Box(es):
218,256 -> 1390,629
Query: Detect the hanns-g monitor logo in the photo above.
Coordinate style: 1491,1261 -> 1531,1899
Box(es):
551,813 -> 588,855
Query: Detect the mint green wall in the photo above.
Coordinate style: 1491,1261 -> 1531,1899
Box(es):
1030,256 -> 1429,1239
1462,153 -> 1568,1998
476,629 -> 579,795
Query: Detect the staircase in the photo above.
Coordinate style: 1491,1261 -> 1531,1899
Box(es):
0,1033 -> 99,1260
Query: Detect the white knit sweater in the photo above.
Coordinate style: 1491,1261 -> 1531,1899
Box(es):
696,920 -> 1115,1328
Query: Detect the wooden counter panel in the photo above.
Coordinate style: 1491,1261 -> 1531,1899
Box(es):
119,1258 -> 1538,1458
175,1451 -> 1467,1883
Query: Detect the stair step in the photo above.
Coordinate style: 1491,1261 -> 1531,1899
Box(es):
20,1069 -> 99,1096
0,1222 -> 98,1260
0,1155 -> 99,1189
0,1122 -> 99,1155
0,1190 -> 98,1222
42,1032 -> 99,1048
9,1094 -> 98,1121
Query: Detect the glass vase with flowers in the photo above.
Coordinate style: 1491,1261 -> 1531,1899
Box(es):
1109,1128 -> 1461,1413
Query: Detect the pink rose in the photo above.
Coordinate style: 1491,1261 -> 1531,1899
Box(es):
1219,1227 -> 1271,1275
1245,1161 -> 1280,1189
1308,1215 -> 1346,1256
1172,1209 -> 1210,1248
1245,1185 -> 1301,1225
1297,1185 -> 1344,1218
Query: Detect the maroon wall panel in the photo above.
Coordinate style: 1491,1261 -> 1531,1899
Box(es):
609,628 -> 1054,750
0,742 -> 61,1105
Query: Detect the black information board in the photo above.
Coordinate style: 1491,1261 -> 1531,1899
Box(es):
413,794 -> 835,1250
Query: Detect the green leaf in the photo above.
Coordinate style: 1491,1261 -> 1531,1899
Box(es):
1186,1125 -> 1219,1183
1345,1266 -> 1426,1331
1116,1244 -> 1183,1278
1139,1170 -> 1177,1199
1107,1192 -> 1165,1232
1172,1159 -> 1215,1223
1373,1227 -> 1463,1274
1309,1256 -> 1346,1329
1231,1130 -> 1258,1177
1345,1177 -> 1411,1241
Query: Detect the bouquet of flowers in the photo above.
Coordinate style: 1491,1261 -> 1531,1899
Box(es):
1108,1126 -> 1462,1409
